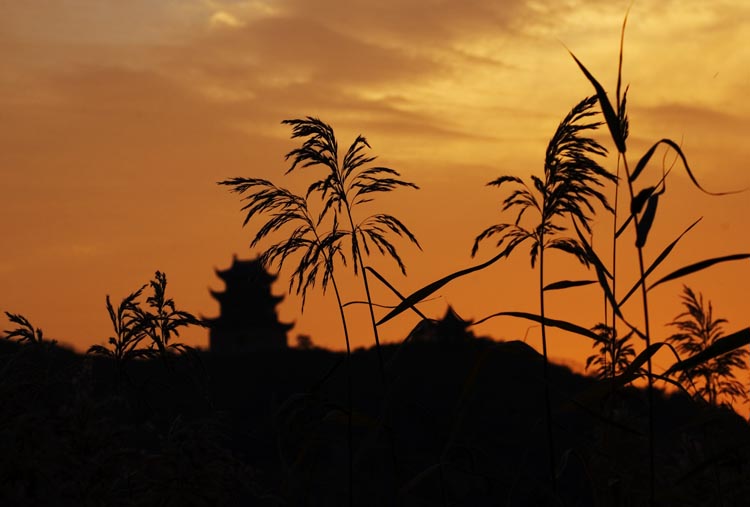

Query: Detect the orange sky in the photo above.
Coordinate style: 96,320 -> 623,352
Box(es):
2,1 -> 749,382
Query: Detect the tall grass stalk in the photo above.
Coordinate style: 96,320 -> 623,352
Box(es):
566,15 -> 660,501
570,14 -> 750,504
139,271 -> 203,368
217,177 -> 356,505
472,95 -> 616,490
623,140 -> 657,503
282,117 -> 420,389
87,286 -> 148,391
87,271 -> 203,387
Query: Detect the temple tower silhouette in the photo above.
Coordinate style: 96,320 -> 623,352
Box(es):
406,306 -> 474,343
206,256 -> 293,352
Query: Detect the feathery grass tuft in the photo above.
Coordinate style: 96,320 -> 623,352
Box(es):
218,177 -> 345,310
472,95 -> 616,262
87,272 -> 203,379
282,117 -> 421,277
3,312 -> 48,345
585,324 -> 636,380
666,286 -> 748,407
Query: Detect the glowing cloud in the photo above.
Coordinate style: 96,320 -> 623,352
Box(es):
209,10 -> 245,29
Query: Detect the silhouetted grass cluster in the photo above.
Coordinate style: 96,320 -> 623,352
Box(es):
1,285 -> 268,505
220,117 -> 421,503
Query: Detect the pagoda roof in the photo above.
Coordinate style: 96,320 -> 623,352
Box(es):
209,289 -> 284,305
442,305 -> 471,329
215,255 -> 278,284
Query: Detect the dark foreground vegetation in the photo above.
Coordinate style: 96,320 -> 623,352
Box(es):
2,335 -> 750,506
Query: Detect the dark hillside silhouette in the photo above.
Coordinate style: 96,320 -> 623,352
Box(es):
205,256 -> 293,352
4,333 -> 750,506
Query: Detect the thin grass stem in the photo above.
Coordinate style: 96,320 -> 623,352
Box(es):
330,277 -> 354,507
621,147 -> 656,507
538,238 -> 557,493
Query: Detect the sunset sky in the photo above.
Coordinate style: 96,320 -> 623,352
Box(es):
2,1 -> 749,377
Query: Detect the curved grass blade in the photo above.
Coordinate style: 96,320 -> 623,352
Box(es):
342,300 -> 399,310
560,394 -> 642,436
635,194 -> 659,248
543,279 -> 596,291
630,139 -> 746,195
648,253 -> 750,292
615,214 -> 632,239
631,186 -> 657,215
376,248 -> 510,326
650,373 -> 696,400
572,218 -> 622,320
471,310 -> 601,341
664,327 -> 750,377
616,8 -> 629,115
574,342 -> 687,409
572,219 -> 613,280
618,218 -> 702,307
614,342 -> 670,386
630,141 -> 660,183
568,50 -> 626,153
365,266 -> 429,321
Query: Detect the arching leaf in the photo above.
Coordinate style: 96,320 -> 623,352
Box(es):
649,254 -> 750,292
377,248 -> 512,326
568,51 -> 626,153
471,310 -> 601,341
543,279 -> 597,292
631,186 -> 656,215
665,327 -> 750,377
635,194 -> 659,248
630,139 -> 745,195
365,266 -> 429,321
618,218 -> 702,308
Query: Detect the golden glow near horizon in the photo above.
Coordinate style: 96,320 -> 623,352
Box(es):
2,1 -> 749,394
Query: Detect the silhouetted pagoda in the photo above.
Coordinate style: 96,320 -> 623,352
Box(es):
206,256 -> 293,352
406,306 -> 474,343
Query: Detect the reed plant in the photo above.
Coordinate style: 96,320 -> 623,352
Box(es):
138,271 -> 203,364
585,324 -> 636,380
372,15 -> 750,504
568,15 -> 750,505
667,286 -> 748,407
471,95 -> 617,488
220,118 -> 420,504
282,117 -> 420,387
3,312 -> 47,345
217,176 -> 357,503
87,286 -> 149,389
88,271 -> 203,385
